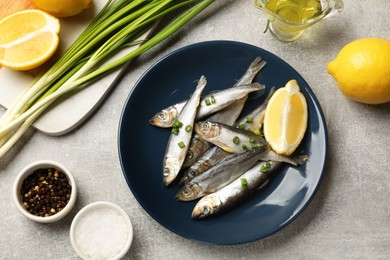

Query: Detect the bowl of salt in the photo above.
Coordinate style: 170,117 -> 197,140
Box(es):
70,201 -> 133,259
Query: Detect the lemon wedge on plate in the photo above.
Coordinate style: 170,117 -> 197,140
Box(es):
0,9 -> 60,71
263,79 -> 308,156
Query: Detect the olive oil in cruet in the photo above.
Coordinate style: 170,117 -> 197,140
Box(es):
265,0 -> 323,22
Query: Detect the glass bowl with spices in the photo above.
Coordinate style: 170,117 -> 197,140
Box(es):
13,160 -> 77,223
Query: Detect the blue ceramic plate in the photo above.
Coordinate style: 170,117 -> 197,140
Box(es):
118,41 -> 328,245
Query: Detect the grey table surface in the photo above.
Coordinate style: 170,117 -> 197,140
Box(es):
1,0 -> 389,259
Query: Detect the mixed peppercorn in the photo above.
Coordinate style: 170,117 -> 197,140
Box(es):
21,168 -> 72,217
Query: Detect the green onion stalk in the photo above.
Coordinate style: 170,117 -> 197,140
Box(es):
0,0 -> 215,158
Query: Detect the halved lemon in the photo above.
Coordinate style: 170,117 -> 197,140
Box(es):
0,9 -> 60,71
263,79 -> 308,155
29,0 -> 93,18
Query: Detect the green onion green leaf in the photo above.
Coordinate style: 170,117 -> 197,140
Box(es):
171,128 -> 179,135
252,144 -> 261,149
185,125 -> 192,132
0,0 -> 215,158
241,178 -> 248,189
252,129 -> 261,136
237,124 -> 245,130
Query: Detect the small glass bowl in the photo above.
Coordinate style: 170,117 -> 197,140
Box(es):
12,160 -> 77,223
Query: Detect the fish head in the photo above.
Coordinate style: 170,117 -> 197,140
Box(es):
188,138 -> 209,155
191,195 -> 222,219
175,183 -> 203,201
179,168 -> 198,187
149,106 -> 178,128
185,149 -> 195,163
194,121 -> 220,140
163,157 -> 181,186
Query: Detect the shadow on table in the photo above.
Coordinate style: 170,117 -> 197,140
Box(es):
0,128 -> 35,170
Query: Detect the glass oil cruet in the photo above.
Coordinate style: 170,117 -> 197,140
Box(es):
253,0 -> 344,42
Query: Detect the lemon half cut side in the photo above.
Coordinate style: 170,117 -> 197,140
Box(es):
0,9 -> 60,71
263,79 -> 308,156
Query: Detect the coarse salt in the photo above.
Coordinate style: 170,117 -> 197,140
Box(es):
71,202 -> 133,260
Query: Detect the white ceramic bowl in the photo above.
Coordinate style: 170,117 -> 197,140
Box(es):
13,160 -> 77,223
70,201 -> 133,260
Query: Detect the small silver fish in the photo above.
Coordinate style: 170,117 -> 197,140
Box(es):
179,145 -> 307,187
235,87 -> 275,133
234,56 -> 267,87
182,134 -> 212,168
167,57 -> 267,167
182,96 -> 249,168
179,146 -> 232,187
194,121 -> 267,153
176,147 -> 269,201
182,87 -> 274,182
163,76 -> 206,186
149,83 -> 264,128
191,160 -> 281,219
259,149 -> 308,166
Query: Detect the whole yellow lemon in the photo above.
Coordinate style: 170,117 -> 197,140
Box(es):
29,0 -> 93,18
327,38 -> 390,104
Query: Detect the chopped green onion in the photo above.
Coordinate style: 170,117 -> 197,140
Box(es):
205,99 -> 211,106
246,117 -> 253,123
171,128 -> 179,135
264,19 -> 270,33
178,141 -> 186,148
249,137 -> 255,143
185,125 -> 192,132
260,161 -> 271,173
266,161 -> 271,168
237,124 -> 245,130
252,144 -> 261,149
211,95 -> 216,103
240,178 -> 247,189
233,136 -> 240,145
173,118 -> 183,128
252,129 -> 261,136
188,93 -> 193,98
259,128 -> 264,136
242,144 -> 248,151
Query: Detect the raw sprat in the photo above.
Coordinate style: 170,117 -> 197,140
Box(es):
182,57 -> 267,168
149,82 -> 265,128
191,160 -> 281,219
150,59 -> 309,219
163,76 -> 206,187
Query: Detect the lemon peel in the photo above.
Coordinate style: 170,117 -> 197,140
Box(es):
30,0 -> 93,18
327,38 -> 390,104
